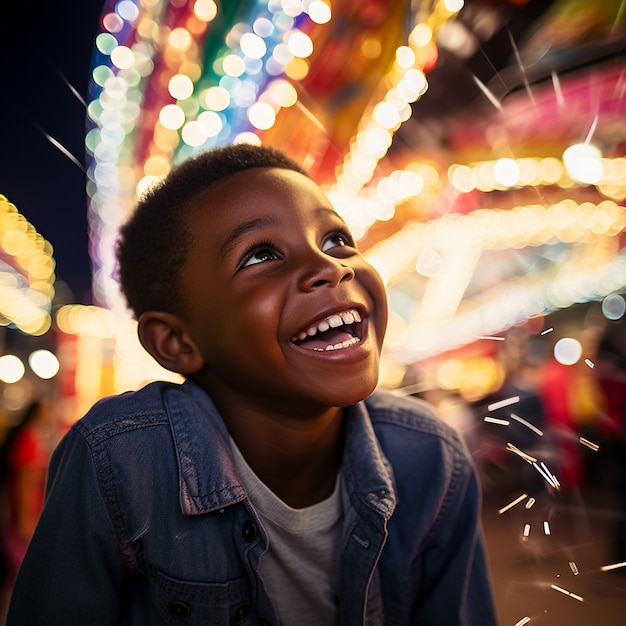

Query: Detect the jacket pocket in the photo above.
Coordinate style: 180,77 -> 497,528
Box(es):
148,567 -> 255,625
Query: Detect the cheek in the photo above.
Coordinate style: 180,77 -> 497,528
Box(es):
362,267 -> 389,342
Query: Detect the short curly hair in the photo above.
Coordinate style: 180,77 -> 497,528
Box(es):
116,143 -> 308,318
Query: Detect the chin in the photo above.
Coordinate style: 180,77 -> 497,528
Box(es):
329,373 -> 379,408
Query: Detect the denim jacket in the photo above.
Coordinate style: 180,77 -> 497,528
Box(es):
8,380 -> 497,625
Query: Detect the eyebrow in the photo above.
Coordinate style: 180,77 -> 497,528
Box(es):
219,207 -> 346,258
220,216 -> 279,259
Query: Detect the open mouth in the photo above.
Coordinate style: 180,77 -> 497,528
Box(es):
291,308 -> 363,352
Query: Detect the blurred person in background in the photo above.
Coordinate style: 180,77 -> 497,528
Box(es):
593,318 -> 626,563
0,401 -> 59,620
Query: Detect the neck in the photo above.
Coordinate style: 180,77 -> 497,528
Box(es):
211,392 -> 345,508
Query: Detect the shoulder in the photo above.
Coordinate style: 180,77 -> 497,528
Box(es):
365,389 -> 464,450
71,380 -> 180,444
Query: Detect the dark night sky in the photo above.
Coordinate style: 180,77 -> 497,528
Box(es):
1,1 -> 104,305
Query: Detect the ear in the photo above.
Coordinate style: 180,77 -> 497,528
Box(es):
137,311 -> 205,375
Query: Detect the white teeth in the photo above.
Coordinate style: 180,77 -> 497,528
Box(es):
328,314 -> 343,328
341,312 -> 355,324
318,319 -> 330,332
313,337 -> 361,351
295,308 -> 361,341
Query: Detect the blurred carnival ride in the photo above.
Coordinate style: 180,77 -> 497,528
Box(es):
1,0 -> 626,417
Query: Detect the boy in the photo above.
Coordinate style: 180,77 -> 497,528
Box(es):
8,144 -> 497,624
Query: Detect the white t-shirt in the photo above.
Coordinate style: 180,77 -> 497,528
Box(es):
230,441 -> 343,625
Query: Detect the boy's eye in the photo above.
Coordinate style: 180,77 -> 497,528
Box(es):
241,246 -> 279,267
322,231 -> 354,252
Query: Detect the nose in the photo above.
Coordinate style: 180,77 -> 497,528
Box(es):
297,250 -> 355,291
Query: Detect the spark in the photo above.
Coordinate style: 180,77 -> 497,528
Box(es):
569,561 -> 579,575
508,29 -> 534,105
550,584 -> 584,602
579,437 -> 600,452
584,359 -> 594,369
476,335 -> 505,341
515,618 -> 531,626
540,327 -> 554,335
295,100 -> 330,135
522,523 -> 531,541
533,462 -> 558,488
583,114 -> 599,147
471,74 -> 503,111
543,521 -> 551,535
31,122 -> 85,172
551,71 -> 564,108
611,0 -> 626,34
484,416 -> 510,426
525,497 -> 536,509
498,493 -> 528,514
54,67 -> 88,107
510,413 -> 544,436
488,396 -> 520,411
600,561 -> 626,572
540,461 -> 559,487
507,442 -> 538,464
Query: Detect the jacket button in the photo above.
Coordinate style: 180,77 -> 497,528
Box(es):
242,520 -> 259,542
168,600 -> 190,617
231,602 -> 250,623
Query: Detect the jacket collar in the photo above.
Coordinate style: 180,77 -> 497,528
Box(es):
163,381 -> 396,519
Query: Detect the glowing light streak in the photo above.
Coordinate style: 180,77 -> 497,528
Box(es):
484,416 -> 510,426
600,561 -> 626,572
522,523 -> 531,540
550,584 -> 584,602
510,413 -> 544,436
551,70 -> 563,108
476,335 -> 505,341
506,443 -> 537,464
579,437 -> 600,452
533,462 -> 558,488
471,74 -> 503,111
498,493 -> 527,515
36,125 -> 85,172
584,359 -> 595,369
541,328 -> 554,335
515,618 -> 531,626
584,114 -> 599,147
543,521 -> 550,535
569,561 -> 579,575
525,498 -> 536,509
488,396 -> 520,411
508,30 -> 534,105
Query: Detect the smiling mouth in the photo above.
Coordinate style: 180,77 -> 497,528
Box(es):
291,309 -> 363,352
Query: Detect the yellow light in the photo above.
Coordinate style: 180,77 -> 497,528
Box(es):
169,27 -> 192,51
373,102 -> 401,130
200,85 -> 230,111
248,101 -> 276,130
308,1 -> 331,24
410,24 -> 432,47
29,350 -> 60,380
443,0 -> 464,12
159,104 -> 186,129
395,46 -> 416,69
287,30 -> 313,58
110,45 -> 135,70
0,355 -> 25,384
193,0 -> 218,22
240,32 -> 267,59
168,74 -> 194,100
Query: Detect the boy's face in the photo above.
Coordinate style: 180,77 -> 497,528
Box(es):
180,167 -> 388,414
